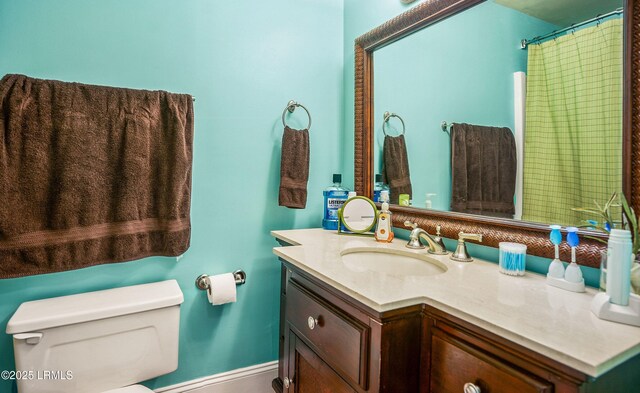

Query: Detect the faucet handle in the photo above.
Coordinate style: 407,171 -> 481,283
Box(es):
435,225 -> 442,236
458,232 -> 482,243
450,232 -> 482,262
404,221 -> 418,229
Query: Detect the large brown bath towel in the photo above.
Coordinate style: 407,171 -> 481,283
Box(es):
450,123 -> 516,218
279,126 -> 309,209
382,134 -> 412,204
0,74 -> 194,278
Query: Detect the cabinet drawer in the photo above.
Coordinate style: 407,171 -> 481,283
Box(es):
430,331 -> 552,393
286,280 -> 369,388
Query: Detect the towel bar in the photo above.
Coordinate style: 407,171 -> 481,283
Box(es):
282,100 -> 312,130
441,121 -> 452,135
195,270 -> 246,290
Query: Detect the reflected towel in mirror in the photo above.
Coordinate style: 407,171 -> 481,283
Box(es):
450,123 -> 516,218
382,134 -> 412,204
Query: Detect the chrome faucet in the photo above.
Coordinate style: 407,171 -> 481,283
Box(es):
404,221 -> 447,255
450,232 -> 483,262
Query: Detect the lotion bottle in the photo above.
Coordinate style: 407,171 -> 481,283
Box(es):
375,190 -> 394,242
606,229 -> 633,306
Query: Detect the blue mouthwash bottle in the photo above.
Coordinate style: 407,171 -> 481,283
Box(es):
373,174 -> 389,202
322,174 -> 349,230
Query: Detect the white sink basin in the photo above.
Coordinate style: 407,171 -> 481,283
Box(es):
340,247 -> 447,276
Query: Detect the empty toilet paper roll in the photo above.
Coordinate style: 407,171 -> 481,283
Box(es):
206,273 -> 237,305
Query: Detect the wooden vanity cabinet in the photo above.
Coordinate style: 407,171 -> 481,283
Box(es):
273,259 -> 423,393
273,254 -> 640,393
420,308 -> 640,393
421,310 -> 567,393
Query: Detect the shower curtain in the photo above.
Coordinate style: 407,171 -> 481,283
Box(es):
522,18 -> 623,226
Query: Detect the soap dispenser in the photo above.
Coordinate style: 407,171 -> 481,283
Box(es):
425,193 -> 436,209
375,190 -> 394,243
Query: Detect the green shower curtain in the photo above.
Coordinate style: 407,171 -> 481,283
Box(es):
522,18 -> 623,226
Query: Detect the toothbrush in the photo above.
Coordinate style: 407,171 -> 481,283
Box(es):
548,225 -> 565,278
564,227 -> 583,283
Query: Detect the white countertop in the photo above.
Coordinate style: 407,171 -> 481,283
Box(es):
271,228 -> 640,378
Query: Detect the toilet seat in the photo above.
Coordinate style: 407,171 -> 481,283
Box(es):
102,385 -> 153,393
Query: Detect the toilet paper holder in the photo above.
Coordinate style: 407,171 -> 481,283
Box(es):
195,270 -> 246,290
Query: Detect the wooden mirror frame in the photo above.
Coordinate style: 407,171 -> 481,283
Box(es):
354,0 -> 637,267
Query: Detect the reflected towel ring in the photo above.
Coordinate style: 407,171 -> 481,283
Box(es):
383,111 -> 405,136
282,100 -> 312,130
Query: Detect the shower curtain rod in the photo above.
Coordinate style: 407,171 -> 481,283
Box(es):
520,7 -> 623,49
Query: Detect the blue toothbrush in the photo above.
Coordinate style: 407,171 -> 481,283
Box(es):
548,225 -> 565,278
564,227 -> 583,283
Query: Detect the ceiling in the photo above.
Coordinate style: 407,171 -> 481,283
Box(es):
494,0 -> 623,27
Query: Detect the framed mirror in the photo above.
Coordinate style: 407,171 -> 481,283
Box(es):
354,0 -> 638,267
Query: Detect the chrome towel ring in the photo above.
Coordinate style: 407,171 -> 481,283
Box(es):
282,100 -> 312,130
383,111 -> 405,136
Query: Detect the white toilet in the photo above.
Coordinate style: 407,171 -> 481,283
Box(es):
6,280 -> 184,393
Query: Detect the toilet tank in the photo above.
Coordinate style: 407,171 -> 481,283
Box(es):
6,280 -> 184,393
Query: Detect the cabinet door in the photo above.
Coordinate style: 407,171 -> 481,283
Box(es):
286,332 -> 356,393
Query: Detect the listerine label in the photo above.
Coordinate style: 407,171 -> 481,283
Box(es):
327,197 -> 347,219
323,190 -> 349,225
328,198 -> 345,209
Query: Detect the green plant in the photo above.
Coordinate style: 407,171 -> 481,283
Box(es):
572,193 -> 639,256
620,194 -> 639,256
572,193 -> 618,234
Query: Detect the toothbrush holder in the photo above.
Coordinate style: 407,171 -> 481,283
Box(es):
499,242 -> 527,276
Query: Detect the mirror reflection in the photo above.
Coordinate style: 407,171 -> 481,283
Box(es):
373,0 -> 624,227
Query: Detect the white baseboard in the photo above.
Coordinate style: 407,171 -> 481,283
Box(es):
155,361 -> 277,393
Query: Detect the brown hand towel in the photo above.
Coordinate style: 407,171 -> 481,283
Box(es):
279,126 -> 309,209
0,74 -> 194,278
382,134 -> 412,204
450,123 -> 516,218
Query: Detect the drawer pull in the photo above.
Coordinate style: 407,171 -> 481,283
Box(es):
284,377 -> 292,388
464,382 -> 481,393
307,316 -> 319,330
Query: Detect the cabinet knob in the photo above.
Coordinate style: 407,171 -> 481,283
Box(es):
464,382 -> 481,393
284,377 -> 291,388
307,316 -> 319,330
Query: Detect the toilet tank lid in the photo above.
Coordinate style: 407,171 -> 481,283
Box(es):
6,280 -> 184,334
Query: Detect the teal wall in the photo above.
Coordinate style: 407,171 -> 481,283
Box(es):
342,1 -> 600,287
0,0 -> 343,390
373,1 -> 557,209
0,1 -> 609,391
